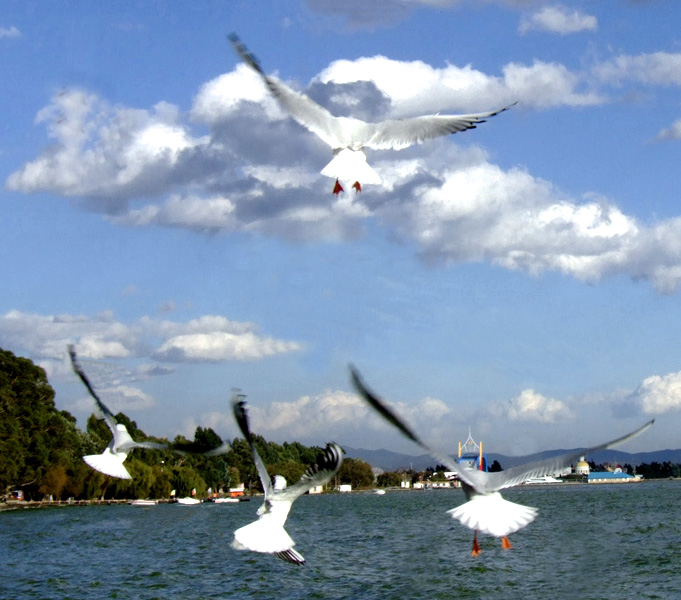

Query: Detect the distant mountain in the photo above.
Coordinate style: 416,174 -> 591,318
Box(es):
342,445 -> 681,472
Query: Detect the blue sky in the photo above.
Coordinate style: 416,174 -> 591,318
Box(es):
2,0 -> 681,457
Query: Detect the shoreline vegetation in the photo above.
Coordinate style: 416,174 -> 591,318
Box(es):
1,346 -> 375,503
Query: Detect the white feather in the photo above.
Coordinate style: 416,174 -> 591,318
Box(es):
83,450 -> 132,480
447,492 -> 538,538
232,500 -> 296,554
230,35 -> 513,189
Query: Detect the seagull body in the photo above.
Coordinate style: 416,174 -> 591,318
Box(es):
350,366 -> 653,555
229,33 -> 516,194
231,395 -> 343,565
69,346 -> 170,479
69,345 -> 230,479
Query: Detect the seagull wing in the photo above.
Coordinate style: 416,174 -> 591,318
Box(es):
364,103 -> 516,151
229,33 -> 348,149
350,366 -> 462,474
351,365 -> 654,496
277,442 -> 344,502
471,418 -> 655,494
117,440 -> 170,452
68,345 -> 118,438
231,394 -> 274,498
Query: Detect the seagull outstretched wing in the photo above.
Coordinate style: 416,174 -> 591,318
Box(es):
365,104 -> 517,151
232,393 -> 274,498
351,365 -> 653,495
229,33 -> 345,149
69,344 -> 121,439
277,443 -> 344,502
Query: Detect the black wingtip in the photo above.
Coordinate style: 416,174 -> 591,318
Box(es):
274,549 -> 306,565
349,365 -> 426,449
228,32 -> 264,75
68,344 -> 100,403
231,392 -> 252,441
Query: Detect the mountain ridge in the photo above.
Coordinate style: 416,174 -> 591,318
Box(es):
342,445 -> 681,472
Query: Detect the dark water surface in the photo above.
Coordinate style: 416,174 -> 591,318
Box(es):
2,481 -> 681,599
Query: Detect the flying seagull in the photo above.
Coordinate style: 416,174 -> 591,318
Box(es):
229,33 -> 516,195
231,393 -> 343,565
69,345 -> 229,479
350,365 -> 654,556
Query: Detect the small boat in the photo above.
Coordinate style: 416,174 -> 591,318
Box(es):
212,497 -> 240,503
373,489 -> 386,495
523,475 -> 563,485
176,497 -> 201,505
130,499 -> 158,506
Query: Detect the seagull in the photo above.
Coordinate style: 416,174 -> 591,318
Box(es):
69,345 -> 229,479
229,33 -> 516,195
350,366 -> 654,556
231,394 -> 343,565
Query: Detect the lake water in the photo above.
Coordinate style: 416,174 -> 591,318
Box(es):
2,480 -> 681,600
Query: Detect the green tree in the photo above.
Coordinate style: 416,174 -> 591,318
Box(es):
0,347 -> 84,499
338,457 -> 374,489
376,471 -> 403,487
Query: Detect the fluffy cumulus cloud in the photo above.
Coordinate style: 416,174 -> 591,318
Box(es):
196,390 -> 370,443
196,388 -> 454,447
6,91 -> 208,205
519,5 -> 597,35
0,309 -> 302,378
630,371 -> 681,414
594,51 -> 681,86
9,52 -> 681,293
490,388 -> 575,423
318,55 -> 603,112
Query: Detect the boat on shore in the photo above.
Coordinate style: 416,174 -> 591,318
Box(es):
176,497 -> 201,505
130,499 -> 158,506
523,475 -> 563,485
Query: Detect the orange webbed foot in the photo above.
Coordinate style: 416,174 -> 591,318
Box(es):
333,179 -> 344,195
471,532 -> 481,557
352,181 -> 362,194
501,536 -> 513,550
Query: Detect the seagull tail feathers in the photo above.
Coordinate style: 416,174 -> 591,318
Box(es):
232,519 -> 298,558
448,492 -> 537,538
83,453 -> 132,480
321,149 -> 382,185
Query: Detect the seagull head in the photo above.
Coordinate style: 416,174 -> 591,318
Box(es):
273,475 -> 287,490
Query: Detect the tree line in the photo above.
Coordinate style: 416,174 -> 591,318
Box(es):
0,347 -> 374,501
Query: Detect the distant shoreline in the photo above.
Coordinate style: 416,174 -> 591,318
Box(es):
4,478 -> 681,512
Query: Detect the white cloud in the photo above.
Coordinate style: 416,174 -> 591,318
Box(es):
6,90 -> 209,204
594,52 -> 681,87
319,55 -> 603,113
196,388 -> 454,448
0,26 -> 20,39
631,371 -> 681,414
11,55 -> 681,294
656,118 -> 681,141
67,384 -> 155,416
203,390 -> 371,443
154,331 -> 302,362
0,309 -> 302,375
190,64 -> 283,124
490,388 -> 575,423
519,5 -> 597,35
